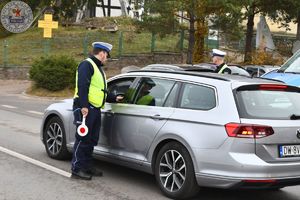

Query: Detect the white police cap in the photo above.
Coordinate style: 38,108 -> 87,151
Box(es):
92,42 -> 113,52
212,49 -> 226,57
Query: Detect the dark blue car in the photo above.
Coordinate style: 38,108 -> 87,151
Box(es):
262,50 -> 300,87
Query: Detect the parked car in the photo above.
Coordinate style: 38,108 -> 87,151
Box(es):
244,65 -> 280,77
141,64 -> 184,71
142,63 -> 251,77
262,49 -> 300,87
41,69 -> 300,199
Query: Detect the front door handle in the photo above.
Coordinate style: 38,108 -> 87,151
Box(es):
150,114 -> 166,120
105,109 -> 114,115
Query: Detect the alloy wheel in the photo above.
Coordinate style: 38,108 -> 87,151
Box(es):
159,149 -> 186,192
46,122 -> 63,155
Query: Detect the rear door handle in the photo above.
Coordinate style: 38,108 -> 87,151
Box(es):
150,114 -> 166,120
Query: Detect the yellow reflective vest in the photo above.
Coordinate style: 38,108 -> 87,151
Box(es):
218,63 -> 229,74
74,58 -> 107,108
137,94 -> 154,105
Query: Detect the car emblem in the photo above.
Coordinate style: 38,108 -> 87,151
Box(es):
297,129 -> 300,139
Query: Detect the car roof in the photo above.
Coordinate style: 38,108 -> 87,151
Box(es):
141,63 -> 250,76
120,69 -> 284,88
142,64 -> 183,71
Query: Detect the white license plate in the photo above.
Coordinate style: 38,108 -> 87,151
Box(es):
279,145 -> 300,157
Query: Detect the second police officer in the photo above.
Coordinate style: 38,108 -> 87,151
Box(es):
211,48 -> 231,74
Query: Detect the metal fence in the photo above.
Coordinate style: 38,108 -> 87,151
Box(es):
0,30 -> 220,68
222,34 -> 296,57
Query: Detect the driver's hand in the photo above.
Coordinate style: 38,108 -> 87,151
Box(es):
116,95 -> 124,102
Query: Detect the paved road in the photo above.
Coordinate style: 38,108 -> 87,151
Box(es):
0,80 -> 300,200
0,81 -> 167,200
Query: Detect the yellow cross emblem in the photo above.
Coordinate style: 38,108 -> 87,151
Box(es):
38,14 -> 58,38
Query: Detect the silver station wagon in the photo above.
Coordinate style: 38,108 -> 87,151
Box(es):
41,68 -> 300,199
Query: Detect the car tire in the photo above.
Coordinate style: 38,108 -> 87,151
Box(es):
155,142 -> 199,199
267,186 -> 284,191
43,116 -> 70,160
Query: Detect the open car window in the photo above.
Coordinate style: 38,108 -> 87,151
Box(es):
107,77 -> 135,103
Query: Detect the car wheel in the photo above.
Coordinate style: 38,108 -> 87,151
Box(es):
155,142 -> 199,199
43,116 -> 70,160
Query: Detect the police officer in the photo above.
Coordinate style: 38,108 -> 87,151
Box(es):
71,41 -> 112,180
212,49 -> 231,74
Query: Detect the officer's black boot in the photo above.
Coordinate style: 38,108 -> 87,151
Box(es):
85,168 -> 103,177
71,170 -> 92,180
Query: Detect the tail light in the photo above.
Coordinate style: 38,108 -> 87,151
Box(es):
258,84 -> 288,91
225,123 -> 274,139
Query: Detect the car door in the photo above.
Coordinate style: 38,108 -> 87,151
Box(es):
97,77 -> 136,150
109,77 -> 177,163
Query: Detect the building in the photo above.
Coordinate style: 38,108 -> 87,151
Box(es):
95,0 -> 143,19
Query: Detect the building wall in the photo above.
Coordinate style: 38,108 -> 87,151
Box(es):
253,15 -> 297,35
240,13 -> 297,35
96,0 -> 122,17
95,0 -> 142,18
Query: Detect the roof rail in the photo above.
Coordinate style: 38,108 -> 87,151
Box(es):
127,69 -> 230,81
256,77 -> 285,83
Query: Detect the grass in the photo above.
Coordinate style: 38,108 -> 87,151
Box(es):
0,17 -> 187,67
26,83 -> 74,98
0,17 -> 187,97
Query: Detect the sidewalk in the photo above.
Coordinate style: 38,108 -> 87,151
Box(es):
0,80 -> 31,94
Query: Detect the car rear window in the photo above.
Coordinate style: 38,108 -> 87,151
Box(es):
236,85 -> 300,119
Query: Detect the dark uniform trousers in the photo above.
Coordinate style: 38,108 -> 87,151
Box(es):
71,103 -> 101,173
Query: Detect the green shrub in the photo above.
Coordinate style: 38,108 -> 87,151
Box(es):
30,55 -> 78,91
0,0 -> 12,39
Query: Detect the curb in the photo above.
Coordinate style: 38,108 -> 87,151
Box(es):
21,90 -> 70,101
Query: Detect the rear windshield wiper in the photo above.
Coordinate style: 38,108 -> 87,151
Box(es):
290,114 -> 300,120
284,71 -> 300,74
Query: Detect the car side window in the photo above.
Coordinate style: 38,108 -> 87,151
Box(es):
180,83 -> 216,110
134,78 -> 175,107
107,77 -> 135,103
164,82 -> 179,107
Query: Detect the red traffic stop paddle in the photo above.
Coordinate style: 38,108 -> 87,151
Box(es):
77,117 -> 88,137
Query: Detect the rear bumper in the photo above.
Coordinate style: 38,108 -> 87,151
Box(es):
195,173 -> 300,189
193,149 -> 300,189
233,178 -> 300,189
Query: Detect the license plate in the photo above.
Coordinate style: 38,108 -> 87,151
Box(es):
279,145 -> 300,157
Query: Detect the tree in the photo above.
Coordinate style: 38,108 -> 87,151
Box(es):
139,0 -> 245,63
270,0 -> 300,40
139,0 -> 233,64
230,0 -> 295,63
194,1 -> 243,63
0,0 -> 11,38
22,0 -> 98,23
52,0 -> 98,23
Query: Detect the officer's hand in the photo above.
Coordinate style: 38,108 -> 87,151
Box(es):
81,107 -> 89,117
